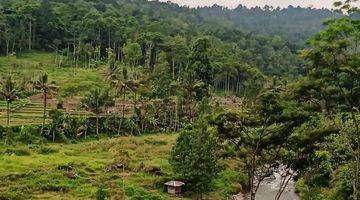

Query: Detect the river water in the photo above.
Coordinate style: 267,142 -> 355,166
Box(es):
252,171 -> 299,200
234,170 -> 299,200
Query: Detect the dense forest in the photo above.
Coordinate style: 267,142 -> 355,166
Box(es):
0,0 -> 359,199
0,0 -> 341,78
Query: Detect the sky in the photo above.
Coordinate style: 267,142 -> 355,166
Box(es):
158,0 -> 345,9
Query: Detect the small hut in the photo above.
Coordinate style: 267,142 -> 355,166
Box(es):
164,181 -> 185,195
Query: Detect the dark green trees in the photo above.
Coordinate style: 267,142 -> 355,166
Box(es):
170,122 -> 220,198
211,84 -> 327,200
185,38 -> 213,100
300,18 -> 360,200
187,38 -> 213,85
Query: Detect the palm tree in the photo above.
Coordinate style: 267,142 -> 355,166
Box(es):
33,73 -> 58,134
108,66 -> 131,135
81,88 -> 114,137
180,75 -> 204,122
0,75 -> 19,126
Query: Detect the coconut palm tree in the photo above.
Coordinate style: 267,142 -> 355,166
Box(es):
180,76 -> 204,122
0,75 -> 19,126
33,73 -> 58,134
110,68 -> 130,135
81,88 -> 114,137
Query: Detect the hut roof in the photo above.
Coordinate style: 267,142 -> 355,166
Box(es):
164,181 -> 185,187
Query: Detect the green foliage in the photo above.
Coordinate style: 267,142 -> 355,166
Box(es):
4,147 -> 31,156
35,146 -> 58,155
186,38 -> 213,99
169,122 -> 220,196
298,18 -> 360,199
16,125 -> 43,144
123,41 -> 142,67
81,88 -> 114,115
0,75 -> 20,126
329,165 -> 353,200
96,185 -> 109,200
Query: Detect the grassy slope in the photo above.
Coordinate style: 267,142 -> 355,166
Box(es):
0,134 -> 242,200
0,51 -> 106,95
0,51 -> 106,126
0,52 -> 244,199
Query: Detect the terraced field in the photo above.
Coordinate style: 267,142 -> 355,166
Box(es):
0,51 -> 108,126
0,98 -> 50,126
0,96 -> 139,126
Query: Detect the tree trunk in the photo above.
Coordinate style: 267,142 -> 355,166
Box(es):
275,171 -> 294,200
108,30 -> 111,48
118,92 -> 126,135
55,46 -> 58,64
172,58 -> 176,79
133,92 -> 137,113
6,101 -> 10,126
41,91 -> 47,134
96,114 -> 99,137
11,41 -> 15,54
174,100 -> 178,131
250,173 -> 256,200
76,43 -> 79,68
6,41 -> 9,57
73,38 -> 76,67
28,21 -> 32,50
32,22 -> 36,48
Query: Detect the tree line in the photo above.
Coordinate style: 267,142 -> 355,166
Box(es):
0,0 -> 325,82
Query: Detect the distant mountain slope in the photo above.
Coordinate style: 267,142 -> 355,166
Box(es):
196,4 -> 342,45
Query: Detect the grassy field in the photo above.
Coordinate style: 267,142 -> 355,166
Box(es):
0,51 -> 107,97
0,52 -> 244,199
0,134 -> 242,200
0,51 -> 107,126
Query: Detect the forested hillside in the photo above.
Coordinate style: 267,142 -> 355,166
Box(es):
0,0 -> 339,78
197,4 -> 341,45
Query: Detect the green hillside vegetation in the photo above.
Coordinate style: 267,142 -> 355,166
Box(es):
0,52 -> 105,125
0,0 -> 359,199
0,134 -> 244,199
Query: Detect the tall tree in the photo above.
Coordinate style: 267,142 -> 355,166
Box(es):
81,88 -> 114,137
110,66 -> 130,135
164,35 -> 188,79
33,73 -> 58,134
186,38 -> 213,99
212,84 -> 313,200
170,121 -> 220,198
301,18 -> 360,199
0,75 -> 19,126
123,40 -> 142,67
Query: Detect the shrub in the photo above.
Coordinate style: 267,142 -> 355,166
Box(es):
15,125 -> 43,144
169,122 -> 221,196
96,186 -> 109,200
4,147 -> 31,156
36,146 -> 58,155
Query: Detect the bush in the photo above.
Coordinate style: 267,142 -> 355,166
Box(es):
15,125 -> 43,144
169,122 -> 221,196
0,125 -> 7,140
36,146 -> 58,155
329,165 -> 353,200
4,147 -> 31,156
96,186 -> 109,200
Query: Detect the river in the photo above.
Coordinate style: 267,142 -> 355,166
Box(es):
233,169 -> 299,200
